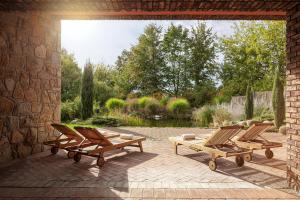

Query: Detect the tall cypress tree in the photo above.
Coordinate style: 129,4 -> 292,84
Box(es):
245,84 -> 254,120
81,61 -> 94,120
272,67 -> 285,128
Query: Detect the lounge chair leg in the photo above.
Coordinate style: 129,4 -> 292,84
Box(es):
174,143 -> 178,154
97,153 -> 105,167
138,141 -> 143,152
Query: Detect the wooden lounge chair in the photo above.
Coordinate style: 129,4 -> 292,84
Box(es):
70,127 -> 146,167
234,122 -> 282,161
43,123 -> 85,158
169,125 -> 252,171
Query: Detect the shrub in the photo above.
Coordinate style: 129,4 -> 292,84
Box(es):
61,97 -> 81,121
127,92 -> 140,99
144,98 -> 161,116
110,111 -> 146,126
244,84 -> 254,120
138,97 -> 153,109
160,96 -> 170,106
192,105 -> 215,127
105,98 -> 126,111
272,67 -> 285,129
254,106 -> 274,121
167,98 -> 190,117
213,108 -> 232,127
126,98 -> 140,113
91,116 -> 119,127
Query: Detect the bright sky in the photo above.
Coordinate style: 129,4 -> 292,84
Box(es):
61,20 -> 239,68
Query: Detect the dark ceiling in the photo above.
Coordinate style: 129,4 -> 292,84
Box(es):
0,1 -> 299,20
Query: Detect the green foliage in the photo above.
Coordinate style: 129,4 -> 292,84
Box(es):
185,83 -> 216,107
126,98 -> 140,113
212,94 -> 231,105
130,24 -> 165,95
189,23 -> 218,93
272,67 -> 285,128
213,108 -> 232,127
144,98 -> 161,116
81,62 -> 94,120
138,97 -> 153,109
112,22 -> 218,105
105,98 -> 126,111
162,24 -> 191,96
220,21 -> 286,99
160,96 -> 170,106
93,64 -> 115,106
244,84 -> 254,120
192,105 -> 215,127
254,106 -> 274,121
113,50 -> 137,98
61,49 -> 82,102
61,96 -> 81,121
167,98 -> 190,117
91,116 -> 119,127
110,111 -> 146,126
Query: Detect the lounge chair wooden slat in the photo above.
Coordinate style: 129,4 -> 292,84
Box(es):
43,123 -> 86,156
72,127 -> 146,167
169,125 -> 251,171
74,127 -> 113,146
234,122 -> 282,159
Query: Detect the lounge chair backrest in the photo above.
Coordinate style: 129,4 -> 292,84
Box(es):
238,122 -> 273,141
51,123 -> 83,141
203,125 -> 243,146
74,127 -> 113,146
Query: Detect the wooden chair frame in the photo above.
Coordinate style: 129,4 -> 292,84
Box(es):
70,127 -> 146,167
43,123 -> 85,157
234,122 -> 282,160
169,125 -> 252,171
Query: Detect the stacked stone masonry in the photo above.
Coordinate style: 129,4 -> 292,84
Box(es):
0,12 -> 61,162
286,4 -> 300,191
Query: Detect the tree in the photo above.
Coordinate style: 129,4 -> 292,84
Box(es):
245,84 -> 254,120
130,24 -> 165,95
272,67 -> 285,128
113,49 -> 138,98
81,61 -> 94,119
189,22 -> 218,88
188,22 -> 218,106
220,21 -> 286,99
61,49 -> 82,102
162,24 -> 191,96
93,64 -> 115,106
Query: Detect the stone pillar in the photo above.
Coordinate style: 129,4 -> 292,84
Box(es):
286,4 -> 300,191
0,12 -> 61,162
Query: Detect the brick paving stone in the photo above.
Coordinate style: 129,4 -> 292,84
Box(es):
0,127 -> 299,199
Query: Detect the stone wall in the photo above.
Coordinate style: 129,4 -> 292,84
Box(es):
286,4 -> 300,191
219,91 -> 273,120
0,12 -> 61,162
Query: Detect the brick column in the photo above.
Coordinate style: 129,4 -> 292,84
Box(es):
287,4 -> 300,191
0,12 -> 61,162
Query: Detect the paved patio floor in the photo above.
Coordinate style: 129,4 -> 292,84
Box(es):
0,127 -> 299,199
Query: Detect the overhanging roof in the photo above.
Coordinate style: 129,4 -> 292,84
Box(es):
0,1 -> 299,20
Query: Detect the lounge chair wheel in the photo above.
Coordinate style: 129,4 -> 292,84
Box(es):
97,157 -> 105,167
265,149 -> 274,159
74,153 -> 81,162
235,156 -> 244,167
244,154 -> 252,162
209,160 -> 217,171
51,146 -> 59,155
67,151 -> 75,159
